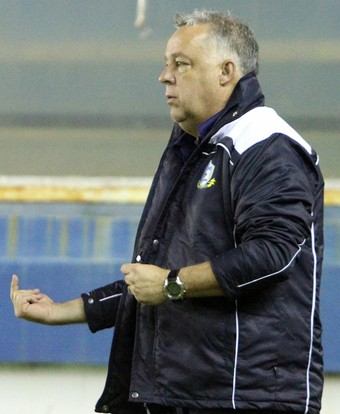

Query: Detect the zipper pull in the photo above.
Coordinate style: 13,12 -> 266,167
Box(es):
144,403 -> 151,414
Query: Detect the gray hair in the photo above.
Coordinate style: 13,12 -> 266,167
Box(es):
174,9 -> 259,75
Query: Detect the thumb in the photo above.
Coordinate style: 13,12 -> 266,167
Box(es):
120,263 -> 132,275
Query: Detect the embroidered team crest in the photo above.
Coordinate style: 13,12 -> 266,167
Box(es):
197,160 -> 216,189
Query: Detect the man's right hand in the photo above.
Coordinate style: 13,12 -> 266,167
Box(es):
10,274 -> 86,325
10,274 -> 55,324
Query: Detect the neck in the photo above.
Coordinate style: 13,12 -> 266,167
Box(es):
179,122 -> 199,139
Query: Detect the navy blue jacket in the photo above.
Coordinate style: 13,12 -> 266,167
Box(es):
82,74 -> 324,414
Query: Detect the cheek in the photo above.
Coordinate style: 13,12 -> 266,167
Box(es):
189,85 -> 211,108
198,77 -> 221,103
180,79 -> 203,99
177,74 -> 216,111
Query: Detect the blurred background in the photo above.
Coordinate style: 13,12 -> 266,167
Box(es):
0,1 -> 339,413
0,0 -> 339,177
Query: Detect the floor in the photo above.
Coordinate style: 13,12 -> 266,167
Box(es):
0,365 -> 338,414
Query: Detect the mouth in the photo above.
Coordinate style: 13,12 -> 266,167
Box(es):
166,95 -> 177,104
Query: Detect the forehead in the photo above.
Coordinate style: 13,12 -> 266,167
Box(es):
165,24 -> 210,59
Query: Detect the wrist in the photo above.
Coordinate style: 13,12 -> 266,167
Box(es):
50,299 -> 86,325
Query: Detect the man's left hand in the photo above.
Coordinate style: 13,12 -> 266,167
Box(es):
121,263 -> 169,306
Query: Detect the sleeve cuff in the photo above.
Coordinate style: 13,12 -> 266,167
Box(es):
81,280 -> 125,333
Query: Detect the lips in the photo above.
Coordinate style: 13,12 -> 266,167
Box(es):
166,95 -> 177,103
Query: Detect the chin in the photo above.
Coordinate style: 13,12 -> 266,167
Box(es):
169,110 -> 185,124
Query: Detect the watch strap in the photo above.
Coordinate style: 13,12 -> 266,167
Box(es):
167,269 -> 180,282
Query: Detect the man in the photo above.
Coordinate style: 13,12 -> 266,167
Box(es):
10,9 -> 324,414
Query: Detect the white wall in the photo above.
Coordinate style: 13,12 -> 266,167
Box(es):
0,365 -> 105,414
0,365 -> 338,414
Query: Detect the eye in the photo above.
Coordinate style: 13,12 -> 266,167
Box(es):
175,60 -> 191,73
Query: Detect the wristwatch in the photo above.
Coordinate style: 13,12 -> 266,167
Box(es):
163,269 -> 186,300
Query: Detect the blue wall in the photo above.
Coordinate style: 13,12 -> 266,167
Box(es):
0,202 -> 142,365
0,202 -> 339,372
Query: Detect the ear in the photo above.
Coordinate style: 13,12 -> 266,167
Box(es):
219,61 -> 237,86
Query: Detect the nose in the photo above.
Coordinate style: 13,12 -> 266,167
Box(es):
159,66 -> 175,84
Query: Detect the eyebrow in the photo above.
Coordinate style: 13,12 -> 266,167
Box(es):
165,50 -> 191,58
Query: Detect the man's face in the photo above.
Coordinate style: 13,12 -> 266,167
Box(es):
159,24 -> 227,136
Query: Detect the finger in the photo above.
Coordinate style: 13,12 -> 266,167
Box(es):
11,276 -> 42,307
125,274 -> 133,287
11,274 -> 19,289
121,263 -> 132,275
10,274 -> 19,299
27,295 -> 40,304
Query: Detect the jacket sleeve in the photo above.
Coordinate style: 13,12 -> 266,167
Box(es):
81,280 -> 125,333
210,134 -> 319,299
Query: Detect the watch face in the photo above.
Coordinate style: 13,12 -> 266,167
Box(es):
164,273 -> 185,300
167,281 -> 182,297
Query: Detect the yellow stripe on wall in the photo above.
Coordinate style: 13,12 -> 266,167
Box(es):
0,177 -> 152,204
0,177 -> 339,206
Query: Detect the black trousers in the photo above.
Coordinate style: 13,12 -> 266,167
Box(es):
183,411 -> 301,414
145,405 -> 301,414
